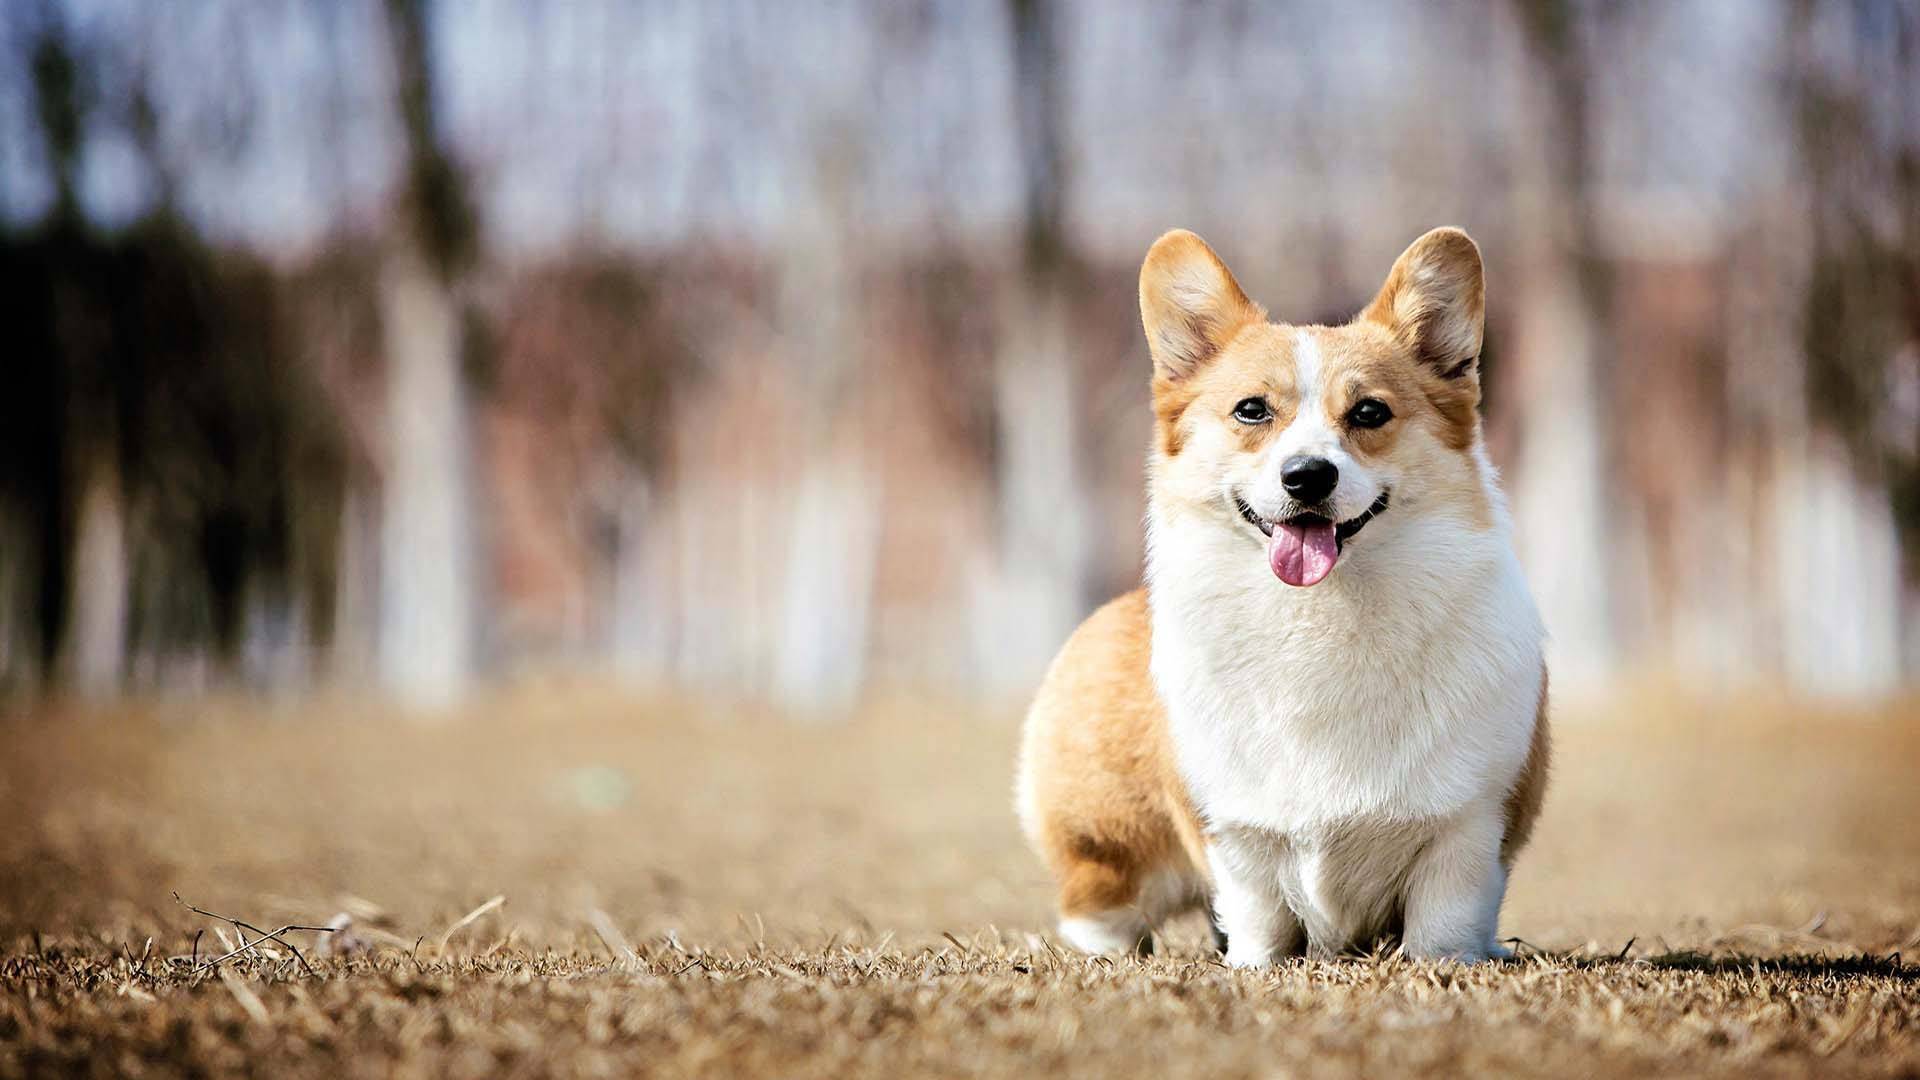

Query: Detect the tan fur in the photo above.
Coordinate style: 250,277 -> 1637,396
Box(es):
1019,590 -> 1207,920
1138,230 -> 1264,382
1141,231 -> 1266,459
1358,228 -> 1487,450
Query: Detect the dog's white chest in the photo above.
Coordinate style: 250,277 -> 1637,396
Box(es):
1148,512 -> 1543,836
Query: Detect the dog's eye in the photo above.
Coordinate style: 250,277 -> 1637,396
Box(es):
1232,397 -> 1272,424
1346,398 -> 1392,429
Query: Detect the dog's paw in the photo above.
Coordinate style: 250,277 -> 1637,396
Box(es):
1403,941 -> 1495,964
1223,946 -> 1276,970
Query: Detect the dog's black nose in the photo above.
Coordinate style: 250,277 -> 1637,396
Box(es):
1281,455 -> 1339,504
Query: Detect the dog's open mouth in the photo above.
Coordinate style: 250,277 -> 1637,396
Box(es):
1234,491 -> 1391,587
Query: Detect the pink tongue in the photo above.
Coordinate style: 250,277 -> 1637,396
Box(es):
1268,520 -> 1340,586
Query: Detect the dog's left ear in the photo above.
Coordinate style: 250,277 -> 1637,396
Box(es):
1359,227 -> 1484,380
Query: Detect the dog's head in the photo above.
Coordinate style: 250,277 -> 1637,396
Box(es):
1141,227 -> 1489,587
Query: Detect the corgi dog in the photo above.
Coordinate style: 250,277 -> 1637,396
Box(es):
1016,227 -> 1549,965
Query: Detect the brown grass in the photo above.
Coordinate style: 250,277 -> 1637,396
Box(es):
2,682 -> 1918,1078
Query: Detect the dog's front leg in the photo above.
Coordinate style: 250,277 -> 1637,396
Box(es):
1207,832 -> 1301,968
1401,809 -> 1509,962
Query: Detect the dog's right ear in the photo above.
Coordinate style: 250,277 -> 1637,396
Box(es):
1139,229 -> 1263,381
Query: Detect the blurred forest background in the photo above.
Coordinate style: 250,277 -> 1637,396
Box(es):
2,0 -> 1917,710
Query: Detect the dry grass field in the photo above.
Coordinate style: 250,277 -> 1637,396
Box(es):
2,682 -> 1918,1078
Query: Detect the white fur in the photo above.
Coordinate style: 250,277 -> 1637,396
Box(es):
1146,331 -> 1544,964
1058,911 -> 1148,956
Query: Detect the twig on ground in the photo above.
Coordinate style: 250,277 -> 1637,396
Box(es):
187,924 -> 334,977
1615,937 -> 1638,961
173,893 -> 333,978
121,936 -> 153,977
1502,936 -> 1547,957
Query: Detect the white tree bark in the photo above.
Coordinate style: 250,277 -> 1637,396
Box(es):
1768,436 -> 1903,697
64,451 -> 128,697
975,282 -> 1087,694
756,116 -> 880,713
771,451 -> 880,713
608,472 -> 671,685
377,250 -> 474,707
1508,272 -> 1615,691
978,0 -> 1089,694
1503,4 -> 1616,694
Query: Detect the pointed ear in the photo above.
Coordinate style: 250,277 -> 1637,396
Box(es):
1360,227 -> 1485,380
1139,229 -> 1263,381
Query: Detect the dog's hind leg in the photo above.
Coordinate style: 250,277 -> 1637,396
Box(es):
1053,846 -> 1155,955
1054,854 -> 1201,957
1058,907 -> 1154,956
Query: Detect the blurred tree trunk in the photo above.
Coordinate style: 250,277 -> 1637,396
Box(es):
607,471 -> 669,684
27,15 -> 122,697
62,449 -> 127,695
1504,0 -> 1616,689
377,0 -> 477,707
1898,1 -> 1920,679
767,125 -> 879,713
332,479 -> 382,683
1774,0 -> 1908,693
980,0 -> 1088,692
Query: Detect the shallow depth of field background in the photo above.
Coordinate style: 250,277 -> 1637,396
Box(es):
2,2 -> 1919,1078
4,0 -> 1919,705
